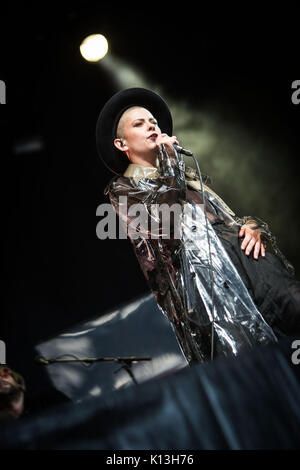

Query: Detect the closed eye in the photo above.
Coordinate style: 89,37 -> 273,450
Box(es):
133,119 -> 158,127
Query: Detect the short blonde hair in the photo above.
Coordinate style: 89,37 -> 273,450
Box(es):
116,106 -> 142,139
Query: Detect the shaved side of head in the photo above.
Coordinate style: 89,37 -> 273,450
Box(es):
116,106 -> 143,139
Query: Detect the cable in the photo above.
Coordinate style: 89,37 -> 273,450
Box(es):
177,149 -> 216,361
191,154 -> 216,360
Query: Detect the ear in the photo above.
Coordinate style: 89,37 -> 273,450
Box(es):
114,138 -> 128,152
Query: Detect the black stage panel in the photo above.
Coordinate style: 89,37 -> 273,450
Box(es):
0,332 -> 299,450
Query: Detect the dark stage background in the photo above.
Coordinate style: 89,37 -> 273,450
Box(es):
1,5 -> 299,396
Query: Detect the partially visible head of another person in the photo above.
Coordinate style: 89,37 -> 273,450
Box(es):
0,366 -> 26,423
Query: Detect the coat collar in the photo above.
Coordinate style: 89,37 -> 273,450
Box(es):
123,163 -> 159,180
123,163 -> 235,217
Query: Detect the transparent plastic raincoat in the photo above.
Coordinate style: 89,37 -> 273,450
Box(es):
105,146 -> 294,364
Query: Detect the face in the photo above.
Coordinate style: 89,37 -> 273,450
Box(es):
0,368 -> 24,421
114,106 -> 161,165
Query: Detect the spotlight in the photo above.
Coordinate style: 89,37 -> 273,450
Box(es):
80,34 -> 108,62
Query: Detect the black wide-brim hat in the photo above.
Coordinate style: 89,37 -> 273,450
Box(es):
96,88 -> 173,175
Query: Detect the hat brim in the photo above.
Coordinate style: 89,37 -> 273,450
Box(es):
96,88 -> 173,175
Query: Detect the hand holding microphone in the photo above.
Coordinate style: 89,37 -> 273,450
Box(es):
155,133 -> 179,156
155,134 -> 193,157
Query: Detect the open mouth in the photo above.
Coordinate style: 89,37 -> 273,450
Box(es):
148,133 -> 158,141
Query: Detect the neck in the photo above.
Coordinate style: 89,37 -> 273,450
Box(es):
127,152 -> 157,168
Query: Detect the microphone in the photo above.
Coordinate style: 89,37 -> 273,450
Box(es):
173,144 -> 193,156
35,356 -> 50,365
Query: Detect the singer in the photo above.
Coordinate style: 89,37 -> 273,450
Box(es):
96,88 -> 300,364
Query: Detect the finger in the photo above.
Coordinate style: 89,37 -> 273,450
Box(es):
253,241 -> 261,259
158,135 -> 177,148
241,233 -> 252,250
261,243 -> 266,257
239,227 -> 245,238
167,136 -> 179,146
159,134 -> 173,142
245,238 -> 256,256
162,137 -> 179,154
